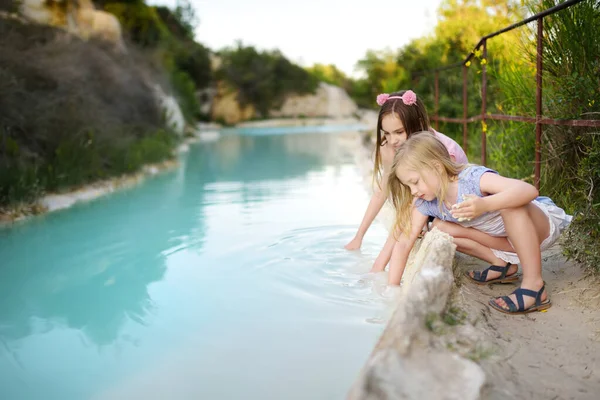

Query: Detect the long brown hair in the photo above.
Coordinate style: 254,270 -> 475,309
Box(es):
373,90 -> 432,189
387,132 -> 466,237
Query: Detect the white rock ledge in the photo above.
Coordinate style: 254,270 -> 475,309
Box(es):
349,228 -> 486,400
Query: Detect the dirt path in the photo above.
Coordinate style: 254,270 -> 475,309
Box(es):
454,244 -> 600,400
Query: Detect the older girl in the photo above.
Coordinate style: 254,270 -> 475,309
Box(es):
345,90 -> 467,251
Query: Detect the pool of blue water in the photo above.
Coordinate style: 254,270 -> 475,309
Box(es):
0,129 -> 390,400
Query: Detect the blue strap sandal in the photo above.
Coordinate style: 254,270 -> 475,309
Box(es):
466,263 -> 520,285
489,282 -> 552,314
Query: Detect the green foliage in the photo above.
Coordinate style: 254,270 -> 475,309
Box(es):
351,1 -> 527,115
217,43 -> 318,117
425,305 -> 467,335
104,1 -> 212,123
307,64 -> 346,86
352,0 -> 599,272
170,40 -> 212,90
0,128 -> 174,205
444,0 -> 600,273
443,305 -> 467,326
352,50 -> 407,109
168,68 -> 201,122
347,78 -> 374,109
162,39 -> 210,122
172,0 -> 199,40
503,0 -> 600,273
104,1 -> 169,47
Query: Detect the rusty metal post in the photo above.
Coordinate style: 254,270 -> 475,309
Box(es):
535,18 -> 543,190
462,65 -> 468,152
434,71 -> 440,131
481,40 -> 487,165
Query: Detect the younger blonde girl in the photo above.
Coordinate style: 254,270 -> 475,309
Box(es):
374,132 -> 572,315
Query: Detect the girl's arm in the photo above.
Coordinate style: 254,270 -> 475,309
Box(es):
370,208 -> 428,283
345,188 -> 387,250
346,147 -> 394,250
387,209 -> 428,285
451,173 -> 539,220
370,226 -> 398,272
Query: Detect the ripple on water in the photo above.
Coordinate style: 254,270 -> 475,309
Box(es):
252,225 -> 399,322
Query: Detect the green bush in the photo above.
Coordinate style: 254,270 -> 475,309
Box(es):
166,67 -> 200,122
217,43 -> 318,117
104,1 -> 169,47
506,0 -> 600,273
162,39 -> 212,122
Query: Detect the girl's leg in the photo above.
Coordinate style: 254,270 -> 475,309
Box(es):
494,203 -> 550,310
432,219 -> 514,252
433,219 -> 518,280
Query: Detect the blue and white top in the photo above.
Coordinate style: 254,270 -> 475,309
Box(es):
415,165 -> 573,264
416,166 -> 507,237
415,165 -> 571,238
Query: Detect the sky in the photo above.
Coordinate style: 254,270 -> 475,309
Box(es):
147,0 -> 443,77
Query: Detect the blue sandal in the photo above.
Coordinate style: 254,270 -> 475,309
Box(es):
466,263 -> 520,285
489,282 -> 552,314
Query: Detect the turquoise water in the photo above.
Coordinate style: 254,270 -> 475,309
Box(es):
0,129 -> 390,400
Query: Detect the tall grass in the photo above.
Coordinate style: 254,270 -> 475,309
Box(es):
426,1 -> 600,273
491,0 -> 600,272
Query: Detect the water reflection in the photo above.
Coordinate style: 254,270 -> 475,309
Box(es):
0,172 -> 195,346
0,130 -> 380,400
0,132 -> 357,348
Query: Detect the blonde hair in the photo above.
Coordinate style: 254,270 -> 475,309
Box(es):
386,132 -> 466,237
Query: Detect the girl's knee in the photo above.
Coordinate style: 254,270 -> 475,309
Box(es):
431,218 -> 445,230
499,205 -> 528,218
432,219 -> 457,235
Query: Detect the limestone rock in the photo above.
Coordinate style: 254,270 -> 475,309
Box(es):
197,86 -> 217,117
357,349 -> 485,400
349,229 -> 486,400
270,82 -> 358,119
356,108 -> 379,129
19,0 -> 125,51
211,83 -> 256,125
153,84 -> 185,135
75,2 -> 125,51
19,0 -> 55,25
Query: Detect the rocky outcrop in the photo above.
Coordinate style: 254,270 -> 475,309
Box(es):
210,82 -> 256,125
153,84 -> 185,135
19,0 -> 125,51
209,81 -> 361,125
356,108 -> 379,130
270,82 -> 358,119
13,1 -> 186,134
349,228 -> 486,400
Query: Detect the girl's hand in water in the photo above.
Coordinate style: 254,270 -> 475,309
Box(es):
344,236 -> 362,250
450,194 -> 486,220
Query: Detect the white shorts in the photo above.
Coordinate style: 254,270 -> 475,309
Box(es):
491,197 -> 573,265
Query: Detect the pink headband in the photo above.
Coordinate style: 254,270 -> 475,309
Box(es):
376,90 -> 417,106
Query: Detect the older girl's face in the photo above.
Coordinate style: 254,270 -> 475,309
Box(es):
395,166 -> 440,202
381,114 -> 407,150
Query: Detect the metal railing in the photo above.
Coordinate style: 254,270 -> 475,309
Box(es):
413,0 -> 600,189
